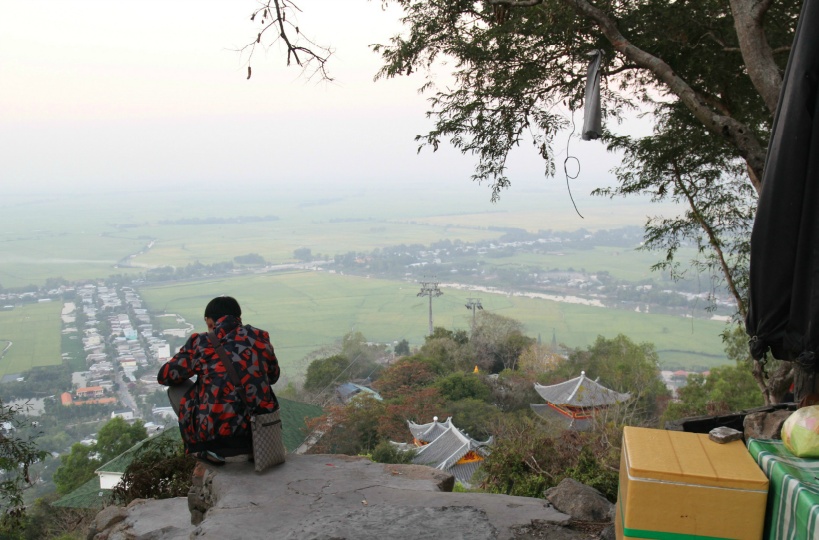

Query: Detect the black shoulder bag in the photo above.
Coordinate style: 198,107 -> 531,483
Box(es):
207,331 -> 285,472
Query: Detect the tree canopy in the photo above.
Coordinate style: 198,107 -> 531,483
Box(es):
369,0 -> 797,319
245,0 -> 802,399
548,334 -> 669,422
0,401 -> 47,530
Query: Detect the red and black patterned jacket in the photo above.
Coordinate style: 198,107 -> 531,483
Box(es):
157,315 -> 280,454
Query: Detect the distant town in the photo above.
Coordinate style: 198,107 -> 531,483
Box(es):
2,282 -> 189,428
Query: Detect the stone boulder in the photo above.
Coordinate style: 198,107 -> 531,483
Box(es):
92,454 -> 573,540
744,409 -> 793,440
87,497 -> 193,540
544,478 -> 614,523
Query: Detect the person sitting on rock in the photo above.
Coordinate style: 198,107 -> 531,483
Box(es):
157,296 -> 280,464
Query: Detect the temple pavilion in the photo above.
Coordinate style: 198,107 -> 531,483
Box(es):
531,371 -> 631,431
392,416 -> 492,487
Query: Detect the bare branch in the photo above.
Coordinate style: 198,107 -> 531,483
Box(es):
238,0 -> 334,81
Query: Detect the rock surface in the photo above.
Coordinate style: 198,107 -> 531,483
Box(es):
92,454 -> 576,539
744,409 -> 792,440
544,478 -> 614,523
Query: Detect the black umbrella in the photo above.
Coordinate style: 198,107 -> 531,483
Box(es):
746,0 -> 819,395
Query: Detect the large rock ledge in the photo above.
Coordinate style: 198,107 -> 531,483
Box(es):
88,454 -> 575,540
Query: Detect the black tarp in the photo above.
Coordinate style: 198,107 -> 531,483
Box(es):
746,0 -> 819,365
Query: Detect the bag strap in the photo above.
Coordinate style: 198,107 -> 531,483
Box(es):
207,330 -> 250,406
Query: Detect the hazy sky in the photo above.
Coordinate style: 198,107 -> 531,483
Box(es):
1,0 -> 636,200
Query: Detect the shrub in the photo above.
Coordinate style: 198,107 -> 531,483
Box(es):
370,440 -> 416,465
110,434 -> 195,506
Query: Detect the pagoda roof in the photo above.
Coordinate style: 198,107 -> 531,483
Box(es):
533,371 -> 630,408
401,417 -> 492,486
530,404 -> 593,431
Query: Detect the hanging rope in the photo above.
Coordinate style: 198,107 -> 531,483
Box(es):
564,110 -> 584,219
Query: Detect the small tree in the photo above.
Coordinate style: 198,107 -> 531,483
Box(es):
394,339 -> 410,357
551,335 -> 670,424
96,417 -> 148,463
370,440 -> 416,465
303,354 -> 351,393
372,359 -> 438,400
53,443 -> 100,496
470,312 -> 529,372
0,400 -> 47,531
293,247 -> 312,262
434,372 -> 491,403
111,434 -> 195,506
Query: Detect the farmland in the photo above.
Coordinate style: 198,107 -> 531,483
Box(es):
0,185 -> 676,289
138,270 -> 730,380
0,302 -> 62,380
2,185 -> 730,382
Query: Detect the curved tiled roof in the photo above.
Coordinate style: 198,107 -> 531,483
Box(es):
403,417 -> 492,486
533,372 -> 630,407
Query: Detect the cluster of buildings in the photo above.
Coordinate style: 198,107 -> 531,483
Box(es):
61,283 -> 180,414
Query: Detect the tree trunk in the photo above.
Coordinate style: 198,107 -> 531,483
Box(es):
729,0 -> 783,116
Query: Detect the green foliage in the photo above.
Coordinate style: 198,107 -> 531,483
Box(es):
663,325 -> 767,421
0,362 -> 71,401
0,401 -> 47,532
110,433 -> 195,506
293,247 -> 312,261
561,447 -> 619,502
373,0 -> 799,320
394,339 -> 410,356
488,370 -> 541,412
340,332 -> 385,375
470,312 -> 533,372
0,495 -> 93,540
52,443 -> 100,496
479,415 -> 619,501
95,418 -> 148,463
303,333 -> 386,394
303,354 -> 351,393
370,440 -> 416,465
663,364 -> 763,422
308,395 -> 387,455
551,334 -> 670,423
53,417 -> 149,497
445,398 -> 500,440
372,358 -> 438,399
233,253 -> 266,265
478,416 -> 556,498
435,372 -> 491,402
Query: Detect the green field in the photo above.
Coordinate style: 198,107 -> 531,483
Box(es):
0,302 -> 63,379
0,187 -> 676,289
139,271 -> 731,380
4,187 -> 719,382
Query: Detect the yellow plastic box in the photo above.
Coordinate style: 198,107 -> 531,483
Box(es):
616,426 -> 769,540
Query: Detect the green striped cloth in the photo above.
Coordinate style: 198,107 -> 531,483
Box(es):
747,438 -> 819,540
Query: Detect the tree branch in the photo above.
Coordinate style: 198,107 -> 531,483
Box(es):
670,162 -> 747,319
488,0 -> 544,6
729,0 -> 782,114
240,0 -> 333,81
562,0 -> 768,192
